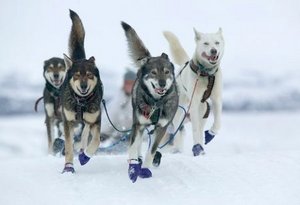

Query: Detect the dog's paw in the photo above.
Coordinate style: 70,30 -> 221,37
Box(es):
52,138 -> 65,154
62,163 -> 75,174
128,163 -> 141,183
139,168 -> 152,178
205,130 -> 215,145
152,151 -> 162,167
78,151 -> 90,166
138,157 -> 143,165
192,144 -> 204,156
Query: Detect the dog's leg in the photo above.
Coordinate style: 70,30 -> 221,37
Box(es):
144,125 -> 168,169
190,100 -> 207,156
210,70 -> 222,134
45,116 -> 54,154
79,123 -> 100,166
45,103 -> 55,154
162,94 -> 187,153
63,120 -> 75,173
128,123 -> 143,161
205,70 -> 222,145
128,123 -> 144,183
80,123 -> 90,150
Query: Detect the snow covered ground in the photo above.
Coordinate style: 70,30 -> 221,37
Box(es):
0,112 -> 299,205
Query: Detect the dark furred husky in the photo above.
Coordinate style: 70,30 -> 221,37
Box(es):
121,22 -> 178,183
43,57 -> 66,154
61,10 -> 103,173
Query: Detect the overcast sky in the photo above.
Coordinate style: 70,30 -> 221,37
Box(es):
1,0 -> 300,83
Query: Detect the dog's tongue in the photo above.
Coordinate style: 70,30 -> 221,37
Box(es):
54,78 -> 63,85
155,88 -> 165,94
210,55 -> 218,61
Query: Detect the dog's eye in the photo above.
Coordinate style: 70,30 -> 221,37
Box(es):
164,70 -> 170,75
73,73 -> 80,80
215,41 -> 220,45
87,73 -> 94,79
151,70 -> 157,75
204,42 -> 209,46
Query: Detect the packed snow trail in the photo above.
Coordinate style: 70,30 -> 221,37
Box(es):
0,113 -> 300,205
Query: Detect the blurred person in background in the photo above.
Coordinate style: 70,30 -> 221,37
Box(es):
99,69 -> 136,153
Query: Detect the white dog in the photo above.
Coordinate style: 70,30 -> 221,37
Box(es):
163,28 -> 224,156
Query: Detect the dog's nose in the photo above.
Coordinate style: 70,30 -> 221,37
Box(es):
158,80 -> 166,88
210,48 -> 217,55
80,82 -> 88,91
53,73 -> 59,79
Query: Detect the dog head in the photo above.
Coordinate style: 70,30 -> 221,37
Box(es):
139,53 -> 175,99
121,21 -> 175,99
64,54 -> 99,97
193,28 -> 224,68
43,57 -> 66,88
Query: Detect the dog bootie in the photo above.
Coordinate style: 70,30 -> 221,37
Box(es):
79,151 -> 90,166
205,130 -> 215,145
152,151 -> 162,167
62,163 -> 75,173
128,163 -> 141,183
52,138 -> 65,154
139,168 -> 152,178
192,144 -> 204,156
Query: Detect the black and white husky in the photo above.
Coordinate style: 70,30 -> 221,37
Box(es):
163,28 -> 224,156
61,10 -> 103,173
121,22 -> 178,183
42,57 -> 66,154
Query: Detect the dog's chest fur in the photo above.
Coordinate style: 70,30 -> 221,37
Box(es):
62,83 -> 102,124
43,84 -> 63,119
133,80 -> 178,127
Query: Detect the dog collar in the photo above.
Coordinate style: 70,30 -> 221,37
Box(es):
46,81 -> 61,97
189,60 -> 218,77
71,88 -> 97,121
139,83 -> 174,124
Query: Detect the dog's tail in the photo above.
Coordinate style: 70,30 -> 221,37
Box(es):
163,31 -> 189,66
68,9 -> 86,61
121,21 -> 151,68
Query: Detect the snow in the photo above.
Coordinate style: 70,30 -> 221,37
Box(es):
0,113 -> 300,205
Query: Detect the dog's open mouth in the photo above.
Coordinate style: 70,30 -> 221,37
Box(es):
77,87 -> 90,96
50,77 -> 63,86
151,82 -> 166,96
202,52 -> 219,65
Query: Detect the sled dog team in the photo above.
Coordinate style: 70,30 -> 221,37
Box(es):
41,10 -> 224,183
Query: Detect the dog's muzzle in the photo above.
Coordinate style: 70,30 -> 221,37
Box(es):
202,52 -> 219,65
151,82 -> 167,96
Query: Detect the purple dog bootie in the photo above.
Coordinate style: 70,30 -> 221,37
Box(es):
205,130 -> 215,145
62,163 -> 75,173
192,144 -> 204,156
139,167 -> 152,178
79,150 -> 90,166
128,161 -> 141,183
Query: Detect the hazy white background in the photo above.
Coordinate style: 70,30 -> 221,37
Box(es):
1,0 -> 300,73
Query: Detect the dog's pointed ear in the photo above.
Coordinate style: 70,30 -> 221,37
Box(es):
63,54 -> 73,70
88,56 -> 95,64
43,60 -> 49,68
193,27 -> 201,42
217,27 -> 223,34
161,53 -> 169,60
